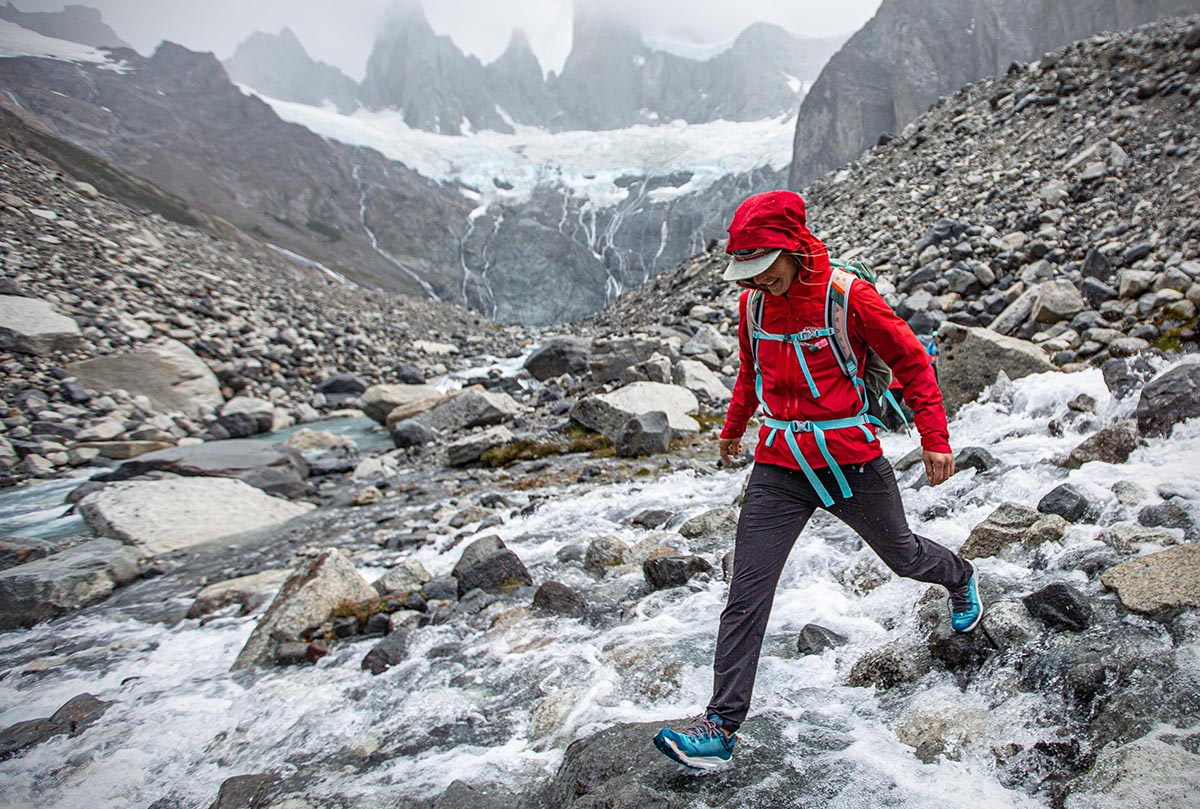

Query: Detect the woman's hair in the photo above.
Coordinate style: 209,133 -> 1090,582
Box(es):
785,245 -> 830,286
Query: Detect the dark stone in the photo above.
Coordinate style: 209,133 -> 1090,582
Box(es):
614,411 -> 672,458
1079,248 -> 1113,280
316,373 -> 369,405
362,627 -> 412,675
1037,483 -> 1097,523
0,717 -> 65,761
1136,363 -> 1200,437
1022,583 -> 1094,632
50,693 -> 110,735
955,446 -> 1000,474
207,773 -> 280,809
332,616 -> 359,638
532,580 -> 587,617
906,309 -> 945,335
642,555 -> 712,590
927,632 -> 996,672
422,577 -> 458,601
796,623 -> 847,655
390,418 -> 433,449
452,536 -> 532,598
96,440 -> 308,498
217,411 -> 267,439
364,612 -> 391,636
305,447 -> 359,476
0,537 -> 54,571
306,639 -> 330,663
397,364 -> 425,385
914,218 -> 967,254
1121,242 -> 1154,265
630,508 -> 672,528
275,641 -> 310,665
524,337 -> 591,381
432,779 -> 509,809
1138,499 -> 1194,533
1062,421 -> 1140,470
1080,277 -> 1118,308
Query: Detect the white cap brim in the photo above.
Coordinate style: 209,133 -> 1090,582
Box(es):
722,249 -> 782,282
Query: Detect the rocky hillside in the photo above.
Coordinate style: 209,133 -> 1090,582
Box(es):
788,0 -> 1200,188
603,16 -> 1200,375
0,1 -> 128,49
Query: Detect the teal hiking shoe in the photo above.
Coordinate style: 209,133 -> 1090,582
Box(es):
949,562 -> 983,633
653,715 -> 735,770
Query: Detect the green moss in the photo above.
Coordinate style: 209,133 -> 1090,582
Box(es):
693,410 -> 725,433
306,220 -> 343,243
1151,334 -> 1184,352
479,438 -> 564,467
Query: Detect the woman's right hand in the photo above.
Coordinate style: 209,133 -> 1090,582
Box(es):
719,437 -> 744,467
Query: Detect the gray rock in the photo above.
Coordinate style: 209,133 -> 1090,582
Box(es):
532,580 -> 587,617
584,535 -> 629,576
452,536 -> 532,598
1030,279 -> 1085,323
614,411 -> 672,458
524,337 -> 591,381
362,627 -> 412,675
0,537 -> 54,572
570,381 -> 699,439
103,438 -> 309,497
796,623 -> 847,655
937,323 -> 1055,415
1064,735 -> 1200,809
445,425 -> 514,466
1135,362 -> 1200,438
188,569 -> 290,619
0,294 -> 82,355
0,539 -> 140,629
1099,523 -> 1178,555
1101,544 -> 1200,615
1062,421 -> 1140,469
1022,582 -> 1094,632
678,507 -> 738,539
315,373 -> 368,405
67,338 -> 222,417
981,600 -> 1040,650
0,693 -> 110,761
987,284 -> 1039,335
432,779 -> 509,809
847,639 -> 932,690
79,478 -> 312,557
672,358 -> 731,402
416,388 -> 522,434
360,383 -> 445,424
642,555 -> 712,589
1137,499 -> 1194,536
231,549 -> 377,670
372,558 -> 431,595
207,773 -> 281,809
960,502 -> 1067,559
390,418 -> 433,449
954,446 -> 1000,474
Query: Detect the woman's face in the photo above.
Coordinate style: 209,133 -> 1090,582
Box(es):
749,253 -> 800,296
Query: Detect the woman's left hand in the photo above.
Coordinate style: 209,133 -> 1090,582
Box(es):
923,450 -> 955,486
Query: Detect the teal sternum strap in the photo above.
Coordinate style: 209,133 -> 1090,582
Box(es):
762,414 -> 886,508
754,327 -> 834,400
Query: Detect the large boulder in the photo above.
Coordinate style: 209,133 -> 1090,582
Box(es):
415,388 -> 521,434
360,384 -> 445,424
672,359 -> 731,402
937,323 -> 1055,415
1135,362 -> 1200,437
452,535 -> 532,598
614,411 -> 672,458
0,539 -> 140,629
99,440 -> 309,497
570,382 -> 699,440
1064,735 -> 1200,809
67,338 -> 222,417
78,478 -> 313,557
0,294 -> 82,355
1101,544 -> 1200,615
959,502 -> 1068,560
524,337 -> 591,381
232,549 -> 376,670
1062,421 -> 1140,469
1030,280 -> 1086,323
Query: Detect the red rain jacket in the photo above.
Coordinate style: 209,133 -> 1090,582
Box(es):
720,259 -> 952,470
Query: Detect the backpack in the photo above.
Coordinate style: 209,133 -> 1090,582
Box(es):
746,257 -> 908,429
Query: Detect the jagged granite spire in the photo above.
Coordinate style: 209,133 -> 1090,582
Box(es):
224,28 -> 360,114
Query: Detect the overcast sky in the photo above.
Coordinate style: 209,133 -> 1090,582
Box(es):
15,0 -> 883,79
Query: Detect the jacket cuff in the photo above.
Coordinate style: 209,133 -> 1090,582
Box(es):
920,432 -> 952,454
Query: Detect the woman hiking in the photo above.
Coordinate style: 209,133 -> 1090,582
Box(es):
654,190 -> 982,770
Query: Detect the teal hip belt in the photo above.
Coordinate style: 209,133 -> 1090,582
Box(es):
762,413 -> 885,507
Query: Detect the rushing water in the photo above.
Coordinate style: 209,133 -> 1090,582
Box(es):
1,361 -> 1198,808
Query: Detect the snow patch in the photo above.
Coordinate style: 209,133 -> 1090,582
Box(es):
0,20 -> 127,72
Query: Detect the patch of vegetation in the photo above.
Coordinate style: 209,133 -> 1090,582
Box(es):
693,410 -> 725,433
306,219 -> 343,243
479,438 -> 563,467
1152,333 -> 1184,353
561,424 -> 612,454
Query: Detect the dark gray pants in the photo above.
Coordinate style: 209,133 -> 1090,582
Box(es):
706,458 -> 970,731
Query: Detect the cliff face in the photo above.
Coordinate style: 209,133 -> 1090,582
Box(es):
0,2 -> 128,49
223,28 -> 360,114
788,0 -> 1200,189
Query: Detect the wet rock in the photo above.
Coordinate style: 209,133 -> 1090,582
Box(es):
445,425 -> 513,466
678,507 -> 737,539
847,639 -> 933,690
614,410 -> 671,458
0,294 -> 83,355
960,502 -> 1067,559
584,535 -> 628,576
532,581 -> 587,617
895,703 -> 988,764
99,439 -> 309,497
981,600 -> 1041,650
1099,523 -> 1177,555
207,773 -> 280,809
796,623 -> 847,655
275,641 -> 310,665
937,324 -> 1056,415
188,570 -> 290,619
67,338 -> 222,417
1138,499 -> 1195,537
451,535 -> 532,597
362,627 -> 412,675
1022,582 -> 1094,632
1037,483 -> 1098,523
630,508 -> 672,529
0,693 -> 110,761
0,539 -> 140,629
390,418 -> 433,449
524,337 -> 591,381
315,373 -> 368,406
642,555 -> 712,589
422,577 -> 457,601
432,779 -> 510,809
372,558 -> 431,595
1101,544 -> 1200,615
954,446 -> 1000,474
1063,734 -> 1200,809
1135,362 -> 1200,437
570,381 -> 700,439
232,549 -> 377,671
836,553 -> 891,595
1062,421 -> 1140,469
0,537 -> 54,572
360,383 -> 445,424
79,478 -> 312,556
529,687 -> 589,745
217,396 -> 275,437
